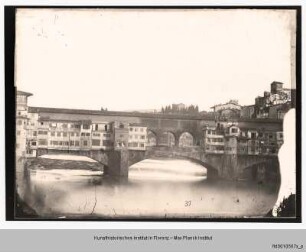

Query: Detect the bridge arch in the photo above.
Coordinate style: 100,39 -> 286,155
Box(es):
178,132 -> 195,147
158,131 -> 176,147
147,130 -> 158,147
128,149 -> 219,180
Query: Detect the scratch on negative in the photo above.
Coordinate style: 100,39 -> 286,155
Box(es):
90,185 -> 97,215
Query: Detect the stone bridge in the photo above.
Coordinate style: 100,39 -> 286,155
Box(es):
37,147 -> 280,181
30,106 -> 283,148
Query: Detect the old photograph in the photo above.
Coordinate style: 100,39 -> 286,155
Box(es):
11,7 -> 299,220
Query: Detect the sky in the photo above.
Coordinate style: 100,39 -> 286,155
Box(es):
15,8 -> 296,111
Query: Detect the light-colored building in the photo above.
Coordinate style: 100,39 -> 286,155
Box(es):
211,100 -> 241,120
91,122 -> 114,150
203,126 -> 225,154
128,123 -> 147,150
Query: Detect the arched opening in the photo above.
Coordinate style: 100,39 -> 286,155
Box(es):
178,132 -> 194,147
147,130 -> 157,147
129,158 -> 207,182
159,131 -> 176,147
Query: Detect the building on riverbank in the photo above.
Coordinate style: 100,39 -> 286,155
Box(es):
128,123 -> 148,150
16,90 -> 33,157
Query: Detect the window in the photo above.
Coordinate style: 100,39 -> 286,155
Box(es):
51,132 -> 55,137
63,132 -> 67,137
81,133 -> 85,136
83,140 -> 88,146
140,128 -> 144,132
62,124 -> 67,129
70,132 -> 74,137
64,141 -> 69,146
75,141 -> 80,146
86,133 -> 90,136
33,131 -> 37,136
75,133 -> 79,137
102,140 -> 112,146
40,122 -> 44,126
31,142 -> 36,146
70,141 -> 74,146
38,131 -> 48,135
129,142 -> 138,147
140,136 -> 145,139
83,124 -> 90,130
231,128 -> 238,133
38,139 -> 48,145
57,132 -> 61,137
130,128 -> 133,132
93,133 -> 100,137
135,128 -> 138,132
95,125 -> 98,131
140,143 -> 145,147
92,139 -> 100,146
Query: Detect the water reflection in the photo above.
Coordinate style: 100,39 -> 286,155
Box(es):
19,158 -> 279,219
129,159 -> 207,182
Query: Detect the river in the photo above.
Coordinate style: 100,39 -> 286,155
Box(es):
17,156 -> 279,219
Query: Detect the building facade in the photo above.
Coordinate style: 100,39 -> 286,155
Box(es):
128,124 -> 148,150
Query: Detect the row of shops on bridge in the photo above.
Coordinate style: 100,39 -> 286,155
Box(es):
16,90 -> 284,158
203,122 -> 283,155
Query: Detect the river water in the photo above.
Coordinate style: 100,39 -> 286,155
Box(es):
18,157 -> 279,219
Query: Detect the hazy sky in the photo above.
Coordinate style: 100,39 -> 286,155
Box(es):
15,9 -> 296,111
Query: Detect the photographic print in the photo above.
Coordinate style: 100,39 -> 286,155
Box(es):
8,7 -> 300,221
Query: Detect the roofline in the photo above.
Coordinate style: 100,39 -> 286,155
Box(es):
210,103 -> 242,108
27,106 -> 283,124
28,106 -> 215,121
17,90 -> 33,97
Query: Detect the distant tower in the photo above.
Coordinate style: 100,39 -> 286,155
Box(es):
270,81 -> 283,95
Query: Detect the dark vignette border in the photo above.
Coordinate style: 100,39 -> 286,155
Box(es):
5,5 -> 302,223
